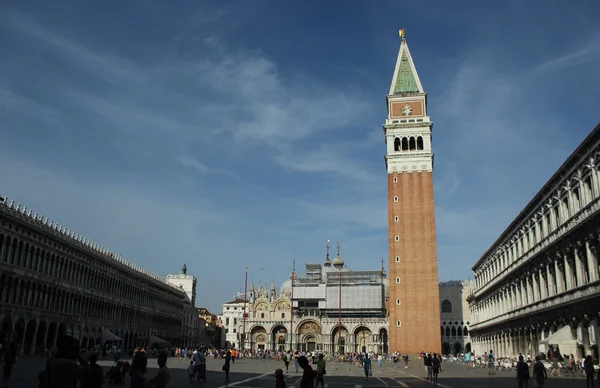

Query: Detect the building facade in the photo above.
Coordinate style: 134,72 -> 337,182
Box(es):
237,244 -> 389,354
221,298 -> 245,349
0,197 -> 188,354
166,272 -> 200,348
384,32 -> 441,354
468,123 -> 600,360
440,280 -> 474,355
198,308 -> 217,347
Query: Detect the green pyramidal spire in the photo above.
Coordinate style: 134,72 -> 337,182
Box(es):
390,38 -> 424,95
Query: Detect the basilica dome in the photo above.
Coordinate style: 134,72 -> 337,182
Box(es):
332,255 -> 344,268
280,279 -> 292,296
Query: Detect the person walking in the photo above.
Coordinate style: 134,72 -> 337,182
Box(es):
44,336 -> 88,388
315,354 -> 326,388
283,351 -> 290,373
129,351 -> 150,388
584,355 -> 595,388
363,353 -> 372,381
431,353 -> 441,383
149,351 -> 170,388
424,354 -> 433,381
1,343 -> 17,382
223,350 -> 232,382
532,356 -> 547,388
297,356 -> 314,388
82,354 -> 104,388
274,368 -> 286,388
516,355 -> 530,388
294,351 -> 300,373
487,349 -> 496,375
549,354 -> 560,376
194,348 -> 207,383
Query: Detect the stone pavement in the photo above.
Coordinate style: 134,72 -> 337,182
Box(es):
1,355 -> 593,387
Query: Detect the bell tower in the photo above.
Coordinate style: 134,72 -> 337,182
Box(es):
384,30 -> 441,354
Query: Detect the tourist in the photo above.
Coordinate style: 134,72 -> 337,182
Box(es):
549,354 -> 560,376
424,354 -> 432,381
487,349 -> 496,375
194,348 -> 207,382
431,353 -> 440,383
129,351 -> 149,388
82,354 -> 104,388
403,354 -> 409,369
297,356 -> 315,388
44,335 -> 87,388
363,353 -> 372,381
149,351 -> 170,388
283,350 -> 290,373
187,360 -> 195,383
516,355 -> 530,388
315,353 -> 326,388
377,353 -> 383,367
294,351 -> 300,373
274,368 -> 286,388
532,356 -> 547,388
2,343 -> 17,381
223,350 -> 232,382
584,355 -> 595,388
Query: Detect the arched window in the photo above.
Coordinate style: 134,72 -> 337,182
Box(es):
409,137 -> 416,150
463,326 -> 469,336
417,136 -> 424,150
260,313 -> 264,319
441,300 -> 452,313
394,137 -> 401,151
445,326 -> 450,337
440,326 -> 444,336
451,327 -> 457,337
401,138 -> 409,151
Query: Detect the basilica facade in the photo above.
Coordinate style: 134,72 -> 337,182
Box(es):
236,244 -> 389,354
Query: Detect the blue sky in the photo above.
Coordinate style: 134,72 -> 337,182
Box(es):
1,1 -> 599,312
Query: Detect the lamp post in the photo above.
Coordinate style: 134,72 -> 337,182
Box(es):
338,243 -> 342,355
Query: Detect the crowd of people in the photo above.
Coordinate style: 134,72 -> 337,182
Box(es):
3,338 -> 600,387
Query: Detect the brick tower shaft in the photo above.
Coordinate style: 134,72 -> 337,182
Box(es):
384,31 -> 441,355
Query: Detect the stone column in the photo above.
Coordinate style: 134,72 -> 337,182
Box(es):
554,258 -> 564,293
532,272 -> 539,302
573,245 -> 586,285
586,239 -> 599,282
564,253 -> 573,290
589,319 -> 598,348
538,267 -> 547,299
546,262 -> 555,296
526,276 -> 533,305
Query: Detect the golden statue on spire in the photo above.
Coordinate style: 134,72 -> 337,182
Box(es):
399,28 -> 406,39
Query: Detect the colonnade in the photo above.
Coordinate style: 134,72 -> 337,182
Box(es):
471,235 -> 600,324
470,318 -> 599,360
474,160 -> 600,290
469,126 -> 600,360
0,203 -> 192,354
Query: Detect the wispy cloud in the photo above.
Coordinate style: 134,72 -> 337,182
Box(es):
176,155 -> 211,174
533,34 -> 600,74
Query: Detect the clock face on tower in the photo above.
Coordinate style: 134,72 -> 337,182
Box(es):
402,104 -> 412,116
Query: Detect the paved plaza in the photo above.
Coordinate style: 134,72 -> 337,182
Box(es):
1,355 -> 593,388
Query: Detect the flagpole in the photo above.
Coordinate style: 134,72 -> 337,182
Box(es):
242,266 -> 248,350
290,259 -> 295,352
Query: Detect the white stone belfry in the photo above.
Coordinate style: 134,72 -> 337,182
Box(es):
384,37 -> 434,174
